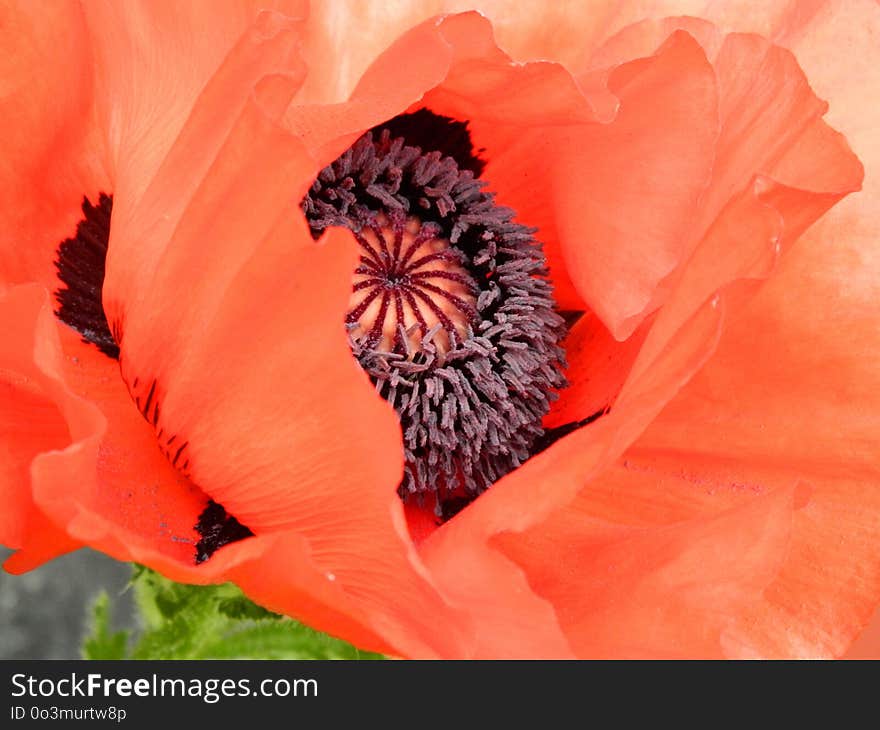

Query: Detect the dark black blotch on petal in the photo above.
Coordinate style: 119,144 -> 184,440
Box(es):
438,496 -> 471,523
54,193 -> 119,358
559,310 -> 586,330
531,407 -> 611,456
372,108 -> 487,177
194,500 -> 254,564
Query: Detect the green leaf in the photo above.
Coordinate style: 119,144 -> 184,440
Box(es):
81,592 -> 130,660
197,622 -> 382,660
216,595 -> 281,622
82,565 -> 383,660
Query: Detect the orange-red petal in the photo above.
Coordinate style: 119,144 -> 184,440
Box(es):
420,294 -> 726,656
0,0 -> 107,291
82,0 -> 308,203
90,21 -> 472,653
2,0 -> 873,660
494,480 -> 803,658
0,285 -> 82,570
472,29 -> 718,338
628,215 -> 880,656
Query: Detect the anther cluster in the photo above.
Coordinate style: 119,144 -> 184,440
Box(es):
302,112 -> 567,509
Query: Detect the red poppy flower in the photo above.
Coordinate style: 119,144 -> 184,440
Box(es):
2,0 -> 878,658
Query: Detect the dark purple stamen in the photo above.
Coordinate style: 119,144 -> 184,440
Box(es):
303,109 -> 568,512
371,108 -> 486,177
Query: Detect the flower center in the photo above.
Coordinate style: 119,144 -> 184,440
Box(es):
303,110 -> 568,512
347,213 -> 477,355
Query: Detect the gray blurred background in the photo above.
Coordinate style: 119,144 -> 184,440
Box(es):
0,547 -> 133,659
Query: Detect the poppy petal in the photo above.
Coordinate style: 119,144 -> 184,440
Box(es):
31,333 -> 401,653
845,608 -> 880,659
295,0 -> 699,103
293,8 -> 861,345
289,15 -> 718,340
282,14 -> 459,164
510,30 -> 717,339
0,288 -> 215,575
2,4 -> 308,574
418,75 -> 860,651
448,1 -> 826,71
408,21 -> 718,340
1,1 -> 300,293
600,0 -> 880,652
293,0 -> 457,103
0,285 -> 83,570
39,329 -> 209,567
82,0 -> 308,203
632,180 -> 880,658
10,294 -> 412,655
586,16 -> 723,70
494,479 -> 802,658
553,22 -> 861,429
99,52 -> 470,654
102,8 -> 307,314
420,293 -> 726,657
0,0 -> 107,291
544,313 -> 648,429
0,7 -> 455,656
